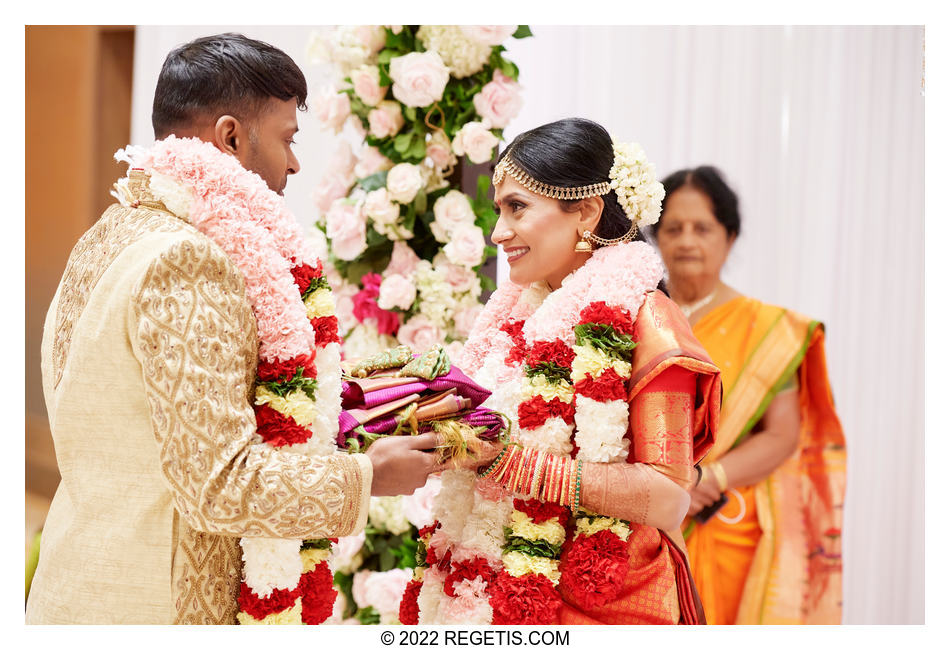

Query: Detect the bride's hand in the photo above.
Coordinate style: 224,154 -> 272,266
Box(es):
439,437 -> 505,472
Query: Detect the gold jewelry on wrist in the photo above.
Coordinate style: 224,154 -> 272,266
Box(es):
707,461 -> 728,492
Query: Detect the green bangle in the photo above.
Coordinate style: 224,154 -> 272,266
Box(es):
572,460 -> 583,512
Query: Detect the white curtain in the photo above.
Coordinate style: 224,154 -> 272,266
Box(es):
131,25 -> 924,624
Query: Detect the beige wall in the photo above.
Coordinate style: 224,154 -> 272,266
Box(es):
25,26 -> 135,501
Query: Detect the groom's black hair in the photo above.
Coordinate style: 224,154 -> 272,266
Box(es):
151,32 -> 308,139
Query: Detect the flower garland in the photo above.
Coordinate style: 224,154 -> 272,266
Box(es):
409,241 -> 664,623
115,136 -> 342,625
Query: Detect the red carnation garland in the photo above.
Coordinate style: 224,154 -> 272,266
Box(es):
443,557 -> 495,597
488,571 -> 561,625
500,319 -> 527,365
573,367 -> 628,402
559,529 -> 630,609
526,339 -> 575,368
299,563 -> 337,625
578,301 -> 635,334
238,582 -> 301,621
399,578 -> 423,625
255,403 -> 316,447
518,395 -> 575,429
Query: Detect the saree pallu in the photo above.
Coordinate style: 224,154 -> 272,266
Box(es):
559,291 -> 720,624
684,297 -> 846,624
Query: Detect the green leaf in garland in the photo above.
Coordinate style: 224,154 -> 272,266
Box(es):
302,538 -> 333,551
513,25 -> 533,39
500,58 -> 517,80
301,274 -> 330,302
333,571 -> 357,619
412,189 -> 428,214
379,547 -> 395,571
525,362 -> 572,384
574,322 -> 637,360
503,535 -> 561,559
257,365 -> 317,400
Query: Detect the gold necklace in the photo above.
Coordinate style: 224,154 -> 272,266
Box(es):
677,288 -> 717,319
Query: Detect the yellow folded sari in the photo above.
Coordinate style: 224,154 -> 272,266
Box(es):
683,297 -> 846,624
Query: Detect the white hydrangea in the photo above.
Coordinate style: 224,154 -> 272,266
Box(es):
343,322 -> 398,360
417,25 -> 492,78
413,261 -> 457,328
368,496 -> 412,535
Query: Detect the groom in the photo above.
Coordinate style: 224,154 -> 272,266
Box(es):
26,33 -> 481,624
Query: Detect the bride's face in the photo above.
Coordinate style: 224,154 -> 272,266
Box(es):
491,177 -> 592,289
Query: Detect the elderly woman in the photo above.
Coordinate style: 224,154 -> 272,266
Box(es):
400,119 -> 721,625
650,166 -> 846,624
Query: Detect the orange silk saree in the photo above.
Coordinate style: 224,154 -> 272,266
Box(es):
684,297 -> 846,624
559,291 -> 720,624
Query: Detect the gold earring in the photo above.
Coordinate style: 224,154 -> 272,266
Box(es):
574,230 -> 593,253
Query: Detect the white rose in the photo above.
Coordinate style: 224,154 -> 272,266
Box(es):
461,25 -> 518,46
346,114 -> 367,139
389,50 -> 450,108
386,163 -> 424,204
330,531 -> 366,574
377,274 -> 417,310
425,130 -> 456,171
397,314 -> 445,352
325,198 -> 368,261
433,190 -> 476,242
367,99 -> 405,139
313,86 -> 351,133
451,120 -> 499,164
384,240 -> 422,277
350,64 -> 389,107
473,69 -> 524,129
312,172 -> 354,215
357,569 -> 413,624
353,25 -> 387,56
362,187 -> 400,227
443,222 -> 486,268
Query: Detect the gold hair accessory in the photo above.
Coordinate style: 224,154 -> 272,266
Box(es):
492,153 -> 611,201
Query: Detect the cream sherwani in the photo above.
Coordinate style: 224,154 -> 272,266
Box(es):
26,173 -> 372,624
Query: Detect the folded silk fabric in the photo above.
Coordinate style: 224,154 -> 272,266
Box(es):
337,349 -> 505,450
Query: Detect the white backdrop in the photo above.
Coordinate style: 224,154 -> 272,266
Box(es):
130,25 -> 924,625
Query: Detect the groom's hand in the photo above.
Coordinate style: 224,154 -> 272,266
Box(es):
366,432 -> 442,496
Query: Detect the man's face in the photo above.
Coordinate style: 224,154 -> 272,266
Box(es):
238,97 -> 301,195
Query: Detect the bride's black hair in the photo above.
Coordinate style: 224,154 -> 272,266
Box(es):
496,117 -> 641,242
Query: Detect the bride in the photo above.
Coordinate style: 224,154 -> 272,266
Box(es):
403,118 -> 722,625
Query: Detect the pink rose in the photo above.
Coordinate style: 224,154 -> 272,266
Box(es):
351,64 -> 389,107
367,99 -> 405,139
330,531 -> 366,574
451,120 -> 499,164
313,86 -> 351,132
397,314 -> 445,352
353,25 -> 387,56
312,172 -> 353,215
354,568 -> 413,623
354,145 -> 393,178
402,476 -> 442,529
443,222 -> 487,268
386,163 -> 424,204
453,304 -> 483,337
377,274 -> 417,310
326,140 -> 357,178
384,241 -> 421,277
353,273 -> 401,336
462,25 -> 518,46
473,69 -> 524,128
434,252 -> 479,292
433,190 -> 476,242
389,50 -> 450,108
326,198 -> 368,261
346,114 -> 367,139
362,188 -> 400,226
426,130 -> 456,171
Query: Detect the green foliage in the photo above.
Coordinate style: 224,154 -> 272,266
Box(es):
525,362 -> 572,384
302,538 -> 333,551
573,322 -> 637,360
502,532 -> 561,558
300,275 -> 330,301
359,526 -> 421,572
513,25 -> 533,39
333,571 -> 357,618
257,366 -> 317,399
356,606 -> 381,625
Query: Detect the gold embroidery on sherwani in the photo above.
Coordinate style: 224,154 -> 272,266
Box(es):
171,511 -> 242,624
52,172 -> 179,388
130,236 -> 366,622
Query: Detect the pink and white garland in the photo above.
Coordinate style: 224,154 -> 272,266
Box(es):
116,136 -> 343,625
407,242 -> 664,623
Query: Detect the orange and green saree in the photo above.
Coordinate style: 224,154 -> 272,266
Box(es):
683,297 -> 846,624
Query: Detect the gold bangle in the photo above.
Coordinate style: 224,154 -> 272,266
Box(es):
530,451 -> 548,500
707,461 -> 728,492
